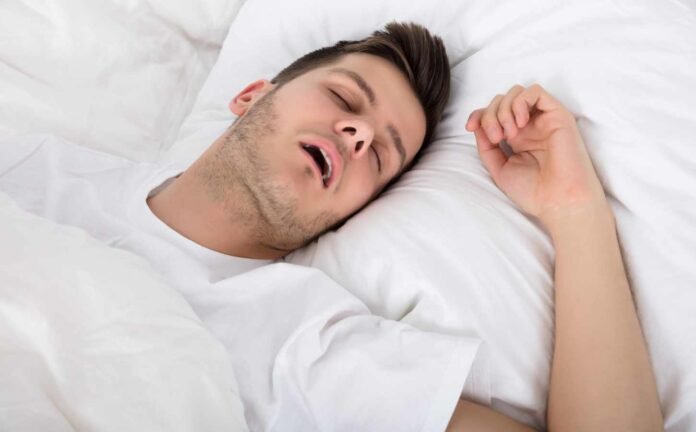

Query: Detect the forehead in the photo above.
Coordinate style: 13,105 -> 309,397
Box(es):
303,53 -> 427,162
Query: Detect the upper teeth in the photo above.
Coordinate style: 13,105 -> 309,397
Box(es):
319,147 -> 332,182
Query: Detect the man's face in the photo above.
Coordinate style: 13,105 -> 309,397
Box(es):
209,53 -> 426,252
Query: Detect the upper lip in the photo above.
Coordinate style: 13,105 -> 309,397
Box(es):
299,137 -> 343,188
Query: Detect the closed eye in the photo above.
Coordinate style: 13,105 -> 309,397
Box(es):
329,88 -> 381,172
330,89 -> 353,112
371,146 -> 382,172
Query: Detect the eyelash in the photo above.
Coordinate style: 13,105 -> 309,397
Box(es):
330,89 -> 382,173
371,145 -> 382,172
330,89 -> 353,112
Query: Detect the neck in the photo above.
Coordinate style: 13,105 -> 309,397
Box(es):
147,169 -> 287,260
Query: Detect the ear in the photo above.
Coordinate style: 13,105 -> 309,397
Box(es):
228,79 -> 275,116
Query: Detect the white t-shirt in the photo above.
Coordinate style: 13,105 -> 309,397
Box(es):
0,134 -> 483,432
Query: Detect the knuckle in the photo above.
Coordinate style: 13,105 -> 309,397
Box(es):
512,98 -> 527,111
481,112 -> 499,129
529,83 -> 543,93
497,110 -> 513,124
561,110 -> 577,124
480,114 -> 496,128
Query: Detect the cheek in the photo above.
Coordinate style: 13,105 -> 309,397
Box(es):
334,163 -> 378,215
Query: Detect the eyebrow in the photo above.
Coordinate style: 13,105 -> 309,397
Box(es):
331,67 -> 376,105
329,67 -> 407,172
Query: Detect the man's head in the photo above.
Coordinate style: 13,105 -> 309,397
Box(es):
194,22 -> 450,256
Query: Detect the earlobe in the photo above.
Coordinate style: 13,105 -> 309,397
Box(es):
228,79 -> 275,116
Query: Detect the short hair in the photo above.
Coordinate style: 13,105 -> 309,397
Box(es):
271,22 -> 451,167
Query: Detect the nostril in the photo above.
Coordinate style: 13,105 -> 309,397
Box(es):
355,141 -> 364,152
343,126 -> 357,136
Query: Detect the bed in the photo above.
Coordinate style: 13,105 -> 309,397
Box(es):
1,0 -> 695,431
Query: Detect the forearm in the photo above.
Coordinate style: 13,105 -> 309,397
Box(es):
466,83 -> 664,431
545,202 -> 663,431
447,399 -> 537,432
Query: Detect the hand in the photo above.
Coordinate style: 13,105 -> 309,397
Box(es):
466,84 -> 608,231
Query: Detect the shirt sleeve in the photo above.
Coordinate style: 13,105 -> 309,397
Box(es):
191,262 -> 483,432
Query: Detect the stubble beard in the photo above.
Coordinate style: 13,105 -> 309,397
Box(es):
199,89 -> 342,253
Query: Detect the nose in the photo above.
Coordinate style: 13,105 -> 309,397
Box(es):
335,118 -> 375,159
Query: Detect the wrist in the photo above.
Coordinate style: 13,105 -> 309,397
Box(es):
541,199 -> 615,243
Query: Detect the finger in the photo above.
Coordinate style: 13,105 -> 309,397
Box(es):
497,85 -> 525,139
473,127 -> 506,185
512,84 -> 562,128
481,95 -> 505,143
466,109 -> 484,131
511,86 -> 537,128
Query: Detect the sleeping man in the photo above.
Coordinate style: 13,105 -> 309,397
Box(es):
0,22 -> 663,431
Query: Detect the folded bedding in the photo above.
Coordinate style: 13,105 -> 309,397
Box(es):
0,191 -> 248,431
0,0 -> 246,160
0,5 -> 253,430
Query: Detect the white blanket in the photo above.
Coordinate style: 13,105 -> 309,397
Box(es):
0,191 -> 248,432
0,2 -> 253,429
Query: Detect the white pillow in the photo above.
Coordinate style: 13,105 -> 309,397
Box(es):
0,0 -> 245,161
168,0 -> 696,429
165,0 -> 470,165
144,0 -> 246,46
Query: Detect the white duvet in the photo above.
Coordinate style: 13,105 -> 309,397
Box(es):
0,0 -> 250,430
0,191 -> 248,431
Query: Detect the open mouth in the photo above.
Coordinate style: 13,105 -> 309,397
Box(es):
301,143 -> 333,187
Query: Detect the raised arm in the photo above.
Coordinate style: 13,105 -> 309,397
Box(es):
448,84 -> 663,431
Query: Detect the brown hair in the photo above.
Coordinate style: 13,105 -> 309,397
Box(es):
271,22 -> 450,166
